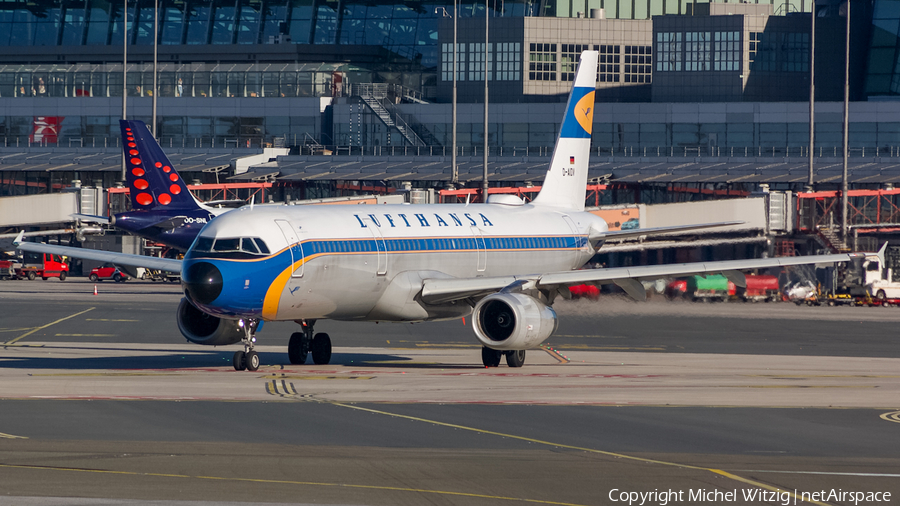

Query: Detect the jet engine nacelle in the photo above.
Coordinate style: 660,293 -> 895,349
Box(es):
472,292 -> 558,350
176,298 -> 244,346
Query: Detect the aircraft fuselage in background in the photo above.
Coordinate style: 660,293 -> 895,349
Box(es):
112,207 -> 216,251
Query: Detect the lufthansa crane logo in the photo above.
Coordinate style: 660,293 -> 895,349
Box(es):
574,91 -> 595,135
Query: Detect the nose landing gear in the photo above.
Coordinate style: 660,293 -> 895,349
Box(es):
233,318 -> 261,371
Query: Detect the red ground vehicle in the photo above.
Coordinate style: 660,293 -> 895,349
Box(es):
0,259 -> 20,280
736,275 -> 780,302
665,279 -> 688,299
569,284 -> 600,300
15,252 -> 68,280
89,263 -> 128,282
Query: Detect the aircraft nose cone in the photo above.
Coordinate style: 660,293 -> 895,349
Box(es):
183,261 -> 223,305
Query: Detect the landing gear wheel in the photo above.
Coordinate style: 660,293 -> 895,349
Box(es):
506,350 -> 526,368
481,346 -> 502,367
233,351 -> 246,371
245,351 -> 260,371
288,332 -> 309,364
311,333 -> 332,365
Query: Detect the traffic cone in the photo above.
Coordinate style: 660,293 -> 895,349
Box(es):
93,284 -> 98,295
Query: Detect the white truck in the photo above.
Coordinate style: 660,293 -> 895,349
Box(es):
862,243 -> 900,300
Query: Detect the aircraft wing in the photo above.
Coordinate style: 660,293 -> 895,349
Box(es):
14,234 -> 181,273
421,252 -> 865,304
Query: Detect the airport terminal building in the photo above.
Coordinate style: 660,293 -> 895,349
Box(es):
0,0 -> 896,150
3,0 -> 900,204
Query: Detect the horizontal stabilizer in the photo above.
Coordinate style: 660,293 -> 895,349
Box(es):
597,221 -> 745,242
72,213 -> 112,224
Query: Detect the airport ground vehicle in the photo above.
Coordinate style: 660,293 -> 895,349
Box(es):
859,246 -> 900,301
89,263 -> 128,282
142,268 -> 181,282
735,275 -> 780,302
666,275 -> 730,301
568,284 -> 600,300
0,259 -> 20,280
15,252 -> 68,280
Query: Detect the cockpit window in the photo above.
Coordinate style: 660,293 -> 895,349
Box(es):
240,238 -> 259,254
190,237 -> 271,257
193,237 -> 214,252
213,238 -> 241,252
253,238 -> 270,254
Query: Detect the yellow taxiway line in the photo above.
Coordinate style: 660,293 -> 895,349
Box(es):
3,307 -> 95,346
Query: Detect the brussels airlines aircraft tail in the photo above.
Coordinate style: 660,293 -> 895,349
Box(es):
87,121 -> 223,250
531,50 -> 597,212
121,121 -> 205,211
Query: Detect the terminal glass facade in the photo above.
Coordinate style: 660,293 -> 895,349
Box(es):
0,62 -> 346,98
0,0 -> 542,69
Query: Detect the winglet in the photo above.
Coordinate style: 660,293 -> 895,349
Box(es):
877,241 -> 888,268
12,231 -> 24,247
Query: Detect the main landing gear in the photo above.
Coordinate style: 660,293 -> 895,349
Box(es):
288,319 -> 332,365
481,347 -> 526,368
233,318 -> 261,371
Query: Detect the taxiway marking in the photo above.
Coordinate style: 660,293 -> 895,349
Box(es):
737,469 -> 900,478
880,410 -> 900,424
0,463 -> 590,506
0,432 -> 27,440
329,402 -> 832,506
55,334 -> 117,337
4,308 -> 95,346
0,328 -> 36,333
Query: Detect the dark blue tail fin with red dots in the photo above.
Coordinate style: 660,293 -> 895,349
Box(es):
120,120 -> 202,211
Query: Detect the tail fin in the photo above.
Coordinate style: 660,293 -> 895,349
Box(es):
531,51 -> 598,212
120,120 -> 203,211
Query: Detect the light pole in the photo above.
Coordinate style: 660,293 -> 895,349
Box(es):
807,1 -> 815,190
152,0 -> 158,137
482,0 -> 489,200
841,0 -> 850,242
435,5 -> 458,187
121,0 -> 128,182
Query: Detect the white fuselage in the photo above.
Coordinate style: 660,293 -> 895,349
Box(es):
184,201 -> 606,322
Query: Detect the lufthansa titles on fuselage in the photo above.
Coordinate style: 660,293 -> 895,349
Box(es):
354,212 -> 494,229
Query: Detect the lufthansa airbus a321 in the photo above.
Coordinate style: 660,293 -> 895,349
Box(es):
16,51 -> 869,371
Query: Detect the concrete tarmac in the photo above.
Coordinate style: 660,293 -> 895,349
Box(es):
1,279 -> 899,505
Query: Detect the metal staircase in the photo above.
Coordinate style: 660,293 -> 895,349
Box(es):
355,84 -> 426,147
818,227 -> 851,253
776,240 -> 818,286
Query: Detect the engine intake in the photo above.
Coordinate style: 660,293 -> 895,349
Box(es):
177,298 -> 244,346
472,293 -> 558,350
